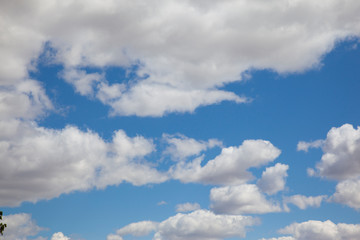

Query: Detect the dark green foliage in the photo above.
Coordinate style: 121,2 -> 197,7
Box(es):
0,211 -> 6,236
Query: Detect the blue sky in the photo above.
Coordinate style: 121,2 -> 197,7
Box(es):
1,1 -> 360,240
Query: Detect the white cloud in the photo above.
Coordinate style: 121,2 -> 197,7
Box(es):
331,178 -> 360,210
163,134 -> 222,160
171,139 -> 281,185
210,184 -> 282,214
109,210 -> 258,240
308,124 -> 360,180
106,234 -> 123,240
2,213 -> 44,240
260,237 -> 294,240
51,232 -> 70,240
302,124 -> 360,210
276,220 -> 360,240
105,83 -> 247,117
283,195 -> 327,210
116,221 -> 159,237
257,163 -> 289,195
0,119 -> 168,206
0,8 -> 45,85
61,68 -> 104,96
155,210 -> 258,240
175,202 -> 201,213
297,140 -> 324,152
0,80 -> 52,120
2,0 -> 360,116
157,201 -> 167,206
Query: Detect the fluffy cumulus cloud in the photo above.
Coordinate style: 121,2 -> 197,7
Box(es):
115,221 -> 159,237
274,220 -> 360,240
51,232 -> 70,240
171,140 -> 281,185
108,210 -> 258,240
306,124 -> 360,180
1,0 -> 360,116
301,124 -> 360,209
210,184 -> 282,214
163,134 -> 222,160
331,178 -> 360,209
175,202 -> 201,213
2,213 -> 44,240
283,195 -> 327,211
257,163 -> 289,195
0,119 -> 168,206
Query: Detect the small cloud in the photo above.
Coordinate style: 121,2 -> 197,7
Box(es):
157,201 -> 167,206
307,168 -> 316,177
297,140 -> 323,152
283,195 -> 327,210
175,202 -> 201,212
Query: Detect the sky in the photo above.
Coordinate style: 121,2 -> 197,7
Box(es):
1,0 -> 360,240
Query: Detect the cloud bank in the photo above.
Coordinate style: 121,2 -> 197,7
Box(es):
0,119 -> 168,206
1,0 -> 360,116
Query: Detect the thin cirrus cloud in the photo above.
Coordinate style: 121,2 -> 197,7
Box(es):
1,0 -> 360,116
108,210 -> 259,240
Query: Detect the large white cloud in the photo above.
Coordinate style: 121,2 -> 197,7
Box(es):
0,118 -> 282,206
108,210 -> 259,240
171,140 -> 281,185
210,184 -> 282,214
0,119 -> 168,207
1,0 -> 360,116
273,220 -> 360,240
